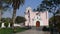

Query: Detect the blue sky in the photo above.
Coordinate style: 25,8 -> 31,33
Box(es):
2,0 -> 42,18
2,0 -> 53,18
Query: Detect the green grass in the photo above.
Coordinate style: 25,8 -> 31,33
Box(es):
0,28 -> 13,34
14,27 -> 28,33
0,27 -> 28,34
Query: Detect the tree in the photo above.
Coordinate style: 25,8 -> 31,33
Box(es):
50,16 -> 60,32
11,0 -> 25,28
3,0 -> 25,27
1,18 -> 11,22
36,0 -> 60,34
56,9 -> 60,16
41,0 -> 60,26
1,18 -> 11,28
0,0 -> 10,23
15,16 -> 26,24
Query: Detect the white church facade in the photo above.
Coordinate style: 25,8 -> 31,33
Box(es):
25,7 -> 49,27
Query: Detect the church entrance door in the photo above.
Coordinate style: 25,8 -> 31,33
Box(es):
36,21 -> 40,27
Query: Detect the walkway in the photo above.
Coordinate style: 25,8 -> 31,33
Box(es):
15,27 -> 50,34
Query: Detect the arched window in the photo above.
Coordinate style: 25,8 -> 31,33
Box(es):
37,16 -> 38,19
28,10 -> 30,18
28,10 -> 29,13
36,13 -> 38,15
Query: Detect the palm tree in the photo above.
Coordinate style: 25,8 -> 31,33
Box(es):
11,0 -> 25,27
2,0 -> 25,28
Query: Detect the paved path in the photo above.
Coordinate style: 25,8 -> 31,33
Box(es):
15,29 -> 50,34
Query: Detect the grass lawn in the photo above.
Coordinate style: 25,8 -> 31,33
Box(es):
0,27 -> 28,34
14,27 -> 28,33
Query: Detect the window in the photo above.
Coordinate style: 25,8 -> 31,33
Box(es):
28,10 -> 29,13
37,16 -> 38,19
36,13 -> 38,15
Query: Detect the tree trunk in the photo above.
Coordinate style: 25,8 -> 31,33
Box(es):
50,13 -> 56,34
0,10 -> 2,23
11,9 -> 16,28
53,14 -> 56,27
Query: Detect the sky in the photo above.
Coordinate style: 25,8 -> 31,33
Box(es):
2,0 -> 53,18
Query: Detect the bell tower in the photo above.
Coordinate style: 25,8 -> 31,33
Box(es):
25,7 -> 32,26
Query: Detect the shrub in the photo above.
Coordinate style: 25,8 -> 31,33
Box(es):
4,22 -> 9,28
42,26 -> 49,31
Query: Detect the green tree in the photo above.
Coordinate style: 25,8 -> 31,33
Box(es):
12,0 -> 25,28
41,0 -> 60,25
36,0 -> 60,34
1,18 -> 12,28
3,0 -> 25,27
1,18 -> 11,22
0,0 -> 10,23
50,16 -> 60,31
15,16 -> 26,24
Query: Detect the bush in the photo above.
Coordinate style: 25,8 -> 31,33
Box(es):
42,26 -> 49,31
4,22 -> 9,28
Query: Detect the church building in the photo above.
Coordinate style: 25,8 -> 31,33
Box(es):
25,7 -> 49,27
